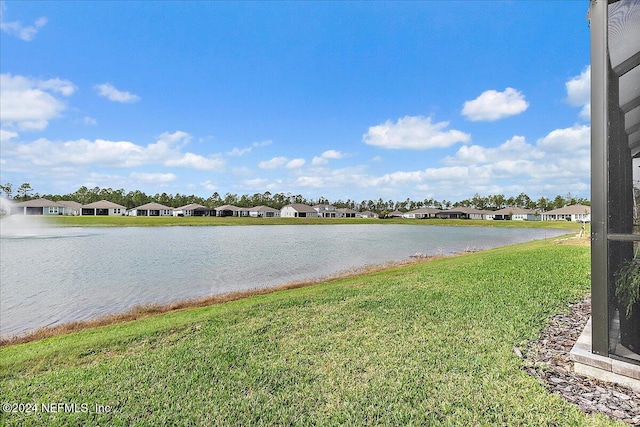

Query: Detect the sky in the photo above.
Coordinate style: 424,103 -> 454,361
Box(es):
0,1 -> 592,203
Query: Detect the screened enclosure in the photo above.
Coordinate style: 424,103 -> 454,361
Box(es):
590,0 -> 640,365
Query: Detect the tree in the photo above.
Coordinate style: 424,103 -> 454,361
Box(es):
0,182 -> 13,199
552,195 -> 566,210
536,196 -> 549,212
15,183 -> 34,201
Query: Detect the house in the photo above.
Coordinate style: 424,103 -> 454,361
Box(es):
542,204 -> 591,222
336,208 -> 357,218
280,204 -> 319,218
402,207 -> 440,219
173,203 -> 206,217
10,198 -> 66,215
58,200 -> 82,216
358,210 -> 379,219
437,207 -> 489,220
487,207 -> 541,221
191,206 -> 216,216
387,210 -> 405,218
313,204 -> 338,218
214,204 -> 247,217
81,200 -> 126,216
248,206 -> 281,218
128,202 -> 173,217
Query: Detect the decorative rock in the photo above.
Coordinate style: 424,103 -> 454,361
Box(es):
523,296 -> 640,425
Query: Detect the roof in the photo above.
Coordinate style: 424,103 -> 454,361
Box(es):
82,200 -> 126,209
132,202 -> 173,210
360,210 -> 378,216
249,205 -> 279,212
406,207 -> 440,214
57,200 -> 82,209
544,204 -> 591,215
175,203 -> 205,210
216,204 -> 240,211
492,207 -> 538,215
282,203 -> 317,213
441,207 -> 489,215
14,198 -> 64,208
336,208 -> 357,213
388,210 -> 405,216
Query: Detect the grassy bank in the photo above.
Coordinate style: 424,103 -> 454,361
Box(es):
43,214 -> 585,230
0,237 -> 618,426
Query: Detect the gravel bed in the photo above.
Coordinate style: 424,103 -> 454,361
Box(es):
521,296 -> 640,425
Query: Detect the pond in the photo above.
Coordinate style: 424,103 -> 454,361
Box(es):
0,222 -> 567,338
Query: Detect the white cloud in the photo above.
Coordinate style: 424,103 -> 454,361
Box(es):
0,3 -> 47,41
321,150 -> 345,159
1,130 -> 225,171
0,73 -> 76,131
258,156 -> 288,169
311,149 -> 349,166
165,152 -> 225,170
296,176 -> 325,188
537,124 -> 590,153
566,66 -> 590,120
445,135 -> 542,166
130,172 -> 176,183
228,147 -> 252,156
227,140 -> 272,156
363,115 -> 470,150
311,156 -> 328,166
253,140 -> 272,148
286,158 -> 306,169
95,83 -> 140,103
462,88 -> 529,121
201,180 -> 218,191
239,178 -> 269,189
0,129 -> 19,142
83,116 -> 97,126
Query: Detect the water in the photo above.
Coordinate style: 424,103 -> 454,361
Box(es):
0,222 -> 566,338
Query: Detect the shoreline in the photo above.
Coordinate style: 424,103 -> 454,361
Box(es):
34,215 -> 586,231
0,252 -> 453,347
1,232 -> 586,346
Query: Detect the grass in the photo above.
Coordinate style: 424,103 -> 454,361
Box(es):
0,236 -> 619,426
43,214 -> 586,230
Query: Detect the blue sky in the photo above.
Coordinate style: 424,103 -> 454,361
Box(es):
0,1 -> 592,203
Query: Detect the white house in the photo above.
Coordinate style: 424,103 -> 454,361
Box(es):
358,210 -> 379,219
248,205 -> 281,218
128,202 -> 173,217
487,207 -> 541,221
280,204 -> 319,218
402,207 -> 440,219
336,208 -> 358,218
437,207 -> 489,220
173,203 -> 206,217
313,204 -> 338,218
10,198 -> 66,216
542,204 -> 591,222
81,200 -> 126,216
215,204 -> 249,217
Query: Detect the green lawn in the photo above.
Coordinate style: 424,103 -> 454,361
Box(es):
43,214 -> 585,230
0,237 -> 618,426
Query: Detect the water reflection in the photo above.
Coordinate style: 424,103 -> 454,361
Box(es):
0,224 -> 567,338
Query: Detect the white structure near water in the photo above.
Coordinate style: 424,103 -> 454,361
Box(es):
281,204 -> 319,218
542,205 -> 591,222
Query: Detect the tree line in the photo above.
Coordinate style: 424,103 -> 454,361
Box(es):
0,182 -> 589,213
